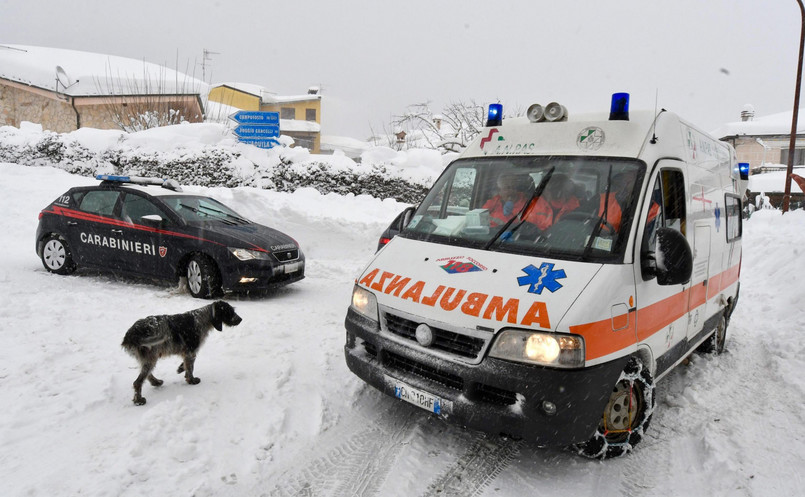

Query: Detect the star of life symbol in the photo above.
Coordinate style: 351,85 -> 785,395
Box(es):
577,127 -> 605,151
517,263 -> 566,295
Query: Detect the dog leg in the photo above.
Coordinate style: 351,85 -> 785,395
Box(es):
182,354 -> 201,385
176,362 -> 185,374
132,361 -> 156,405
148,373 -> 163,387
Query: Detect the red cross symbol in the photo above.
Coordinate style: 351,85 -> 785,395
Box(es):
692,186 -> 712,212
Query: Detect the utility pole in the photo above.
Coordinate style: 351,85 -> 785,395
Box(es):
783,0 -> 805,213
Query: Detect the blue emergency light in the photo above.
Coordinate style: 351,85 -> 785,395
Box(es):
609,92 -> 630,121
738,162 -> 750,180
486,103 -> 503,127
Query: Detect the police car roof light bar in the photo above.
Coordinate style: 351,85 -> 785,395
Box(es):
486,103 -> 503,127
95,174 -> 182,191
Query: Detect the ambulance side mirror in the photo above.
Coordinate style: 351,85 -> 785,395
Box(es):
642,227 -> 692,285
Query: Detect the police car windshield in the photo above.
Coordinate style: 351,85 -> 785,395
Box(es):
161,196 -> 250,224
403,156 -> 645,262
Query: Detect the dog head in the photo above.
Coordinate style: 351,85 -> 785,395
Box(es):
211,300 -> 243,331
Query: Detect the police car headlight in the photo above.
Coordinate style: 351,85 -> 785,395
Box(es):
489,330 -> 584,368
229,247 -> 271,261
351,285 -> 378,322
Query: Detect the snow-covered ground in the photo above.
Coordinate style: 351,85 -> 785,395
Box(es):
1,162 -> 804,497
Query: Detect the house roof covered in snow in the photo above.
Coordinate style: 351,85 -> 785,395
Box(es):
0,44 -> 207,97
713,108 -> 805,139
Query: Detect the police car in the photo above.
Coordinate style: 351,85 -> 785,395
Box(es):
36,175 -> 305,297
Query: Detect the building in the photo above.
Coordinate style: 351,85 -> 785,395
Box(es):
714,105 -> 805,208
0,45 -> 205,133
207,83 -> 322,153
714,105 -> 805,174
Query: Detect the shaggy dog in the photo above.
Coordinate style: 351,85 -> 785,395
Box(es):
121,300 -> 242,405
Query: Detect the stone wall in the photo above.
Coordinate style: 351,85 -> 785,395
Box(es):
0,80 -> 78,132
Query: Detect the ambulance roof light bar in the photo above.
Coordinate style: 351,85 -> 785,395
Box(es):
486,103 -> 503,127
96,174 -> 183,192
609,92 -> 630,121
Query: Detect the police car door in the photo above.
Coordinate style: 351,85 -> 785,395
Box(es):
117,192 -> 171,277
72,189 -> 123,268
637,163 -> 691,376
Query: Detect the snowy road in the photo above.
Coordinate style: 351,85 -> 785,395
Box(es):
1,164 -> 803,497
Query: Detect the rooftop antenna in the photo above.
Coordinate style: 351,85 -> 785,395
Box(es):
650,89 -> 661,144
201,49 -> 220,83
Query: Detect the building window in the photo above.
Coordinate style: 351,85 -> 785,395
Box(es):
281,107 -> 295,120
781,148 -> 805,167
306,108 -> 317,121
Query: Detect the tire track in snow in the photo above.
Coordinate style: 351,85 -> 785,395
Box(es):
265,409 -> 419,497
420,435 -> 523,497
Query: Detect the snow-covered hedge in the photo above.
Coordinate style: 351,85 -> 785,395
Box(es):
0,122 -> 451,204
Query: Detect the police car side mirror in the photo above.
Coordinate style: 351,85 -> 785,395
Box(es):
141,214 -> 163,227
642,227 -> 692,286
398,206 -> 415,230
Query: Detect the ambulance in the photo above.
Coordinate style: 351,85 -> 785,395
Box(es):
344,94 -> 745,459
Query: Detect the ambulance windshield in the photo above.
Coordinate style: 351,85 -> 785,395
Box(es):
403,156 -> 645,262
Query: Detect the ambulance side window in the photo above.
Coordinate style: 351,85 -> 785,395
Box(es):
644,169 -> 686,252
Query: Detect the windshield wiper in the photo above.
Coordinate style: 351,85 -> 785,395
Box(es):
483,167 -> 555,250
582,164 -> 614,260
197,205 -> 250,225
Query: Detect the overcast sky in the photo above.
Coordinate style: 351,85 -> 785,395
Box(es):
0,0 -> 799,139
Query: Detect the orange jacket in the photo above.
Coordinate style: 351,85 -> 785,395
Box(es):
598,194 -> 623,232
484,193 -> 527,226
524,195 -> 580,231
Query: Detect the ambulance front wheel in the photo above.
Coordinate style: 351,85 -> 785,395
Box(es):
697,313 -> 727,355
41,234 -> 77,275
573,356 -> 656,459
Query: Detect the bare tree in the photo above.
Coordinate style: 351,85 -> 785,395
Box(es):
391,99 -> 499,153
94,59 -> 205,132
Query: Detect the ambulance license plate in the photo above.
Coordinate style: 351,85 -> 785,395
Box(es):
388,377 -> 447,415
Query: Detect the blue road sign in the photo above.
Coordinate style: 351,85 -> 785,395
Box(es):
229,111 -> 279,125
234,124 -> 280,138
239,137 -> 280,149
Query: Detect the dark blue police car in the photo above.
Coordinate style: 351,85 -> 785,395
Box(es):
36,175 -> 305,297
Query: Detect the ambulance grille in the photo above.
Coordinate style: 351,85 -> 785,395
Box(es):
383,312 -> 485,359
385,352 -> 464,391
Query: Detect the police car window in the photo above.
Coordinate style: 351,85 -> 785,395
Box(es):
121,194 -> 168,224
78,190 -> 120,217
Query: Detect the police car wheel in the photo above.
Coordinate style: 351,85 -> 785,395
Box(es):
572,357 -> 655,459
697,313 -> 727,355
41,235 -> 77,275
186,255 -> 221,299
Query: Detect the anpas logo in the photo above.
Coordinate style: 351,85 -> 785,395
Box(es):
479,128 -> 500,150
517,263 -> 566,295
577,127 -> 605,151
437,256 -> 487,274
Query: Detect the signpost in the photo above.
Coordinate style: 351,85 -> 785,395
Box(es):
229,111 -> 280,149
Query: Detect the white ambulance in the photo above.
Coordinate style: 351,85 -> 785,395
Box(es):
344,94 -> 745,459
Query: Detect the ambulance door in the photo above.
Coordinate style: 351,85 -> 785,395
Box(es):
636,164 -> 691,375
687,224 -> 711,341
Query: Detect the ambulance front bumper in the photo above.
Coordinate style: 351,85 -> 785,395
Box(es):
344,307 -> 629,446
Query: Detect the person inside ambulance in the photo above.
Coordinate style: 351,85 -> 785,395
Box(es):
483,173 -> 528,227
523,174 -> 581,231
589,170 -> 636,234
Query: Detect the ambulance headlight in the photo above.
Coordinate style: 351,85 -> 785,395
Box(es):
351,285 -> 378,322
229,247 -> 271,261
489,330 -> 584,368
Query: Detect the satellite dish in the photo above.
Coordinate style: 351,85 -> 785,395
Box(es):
55,65 -> 73,90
